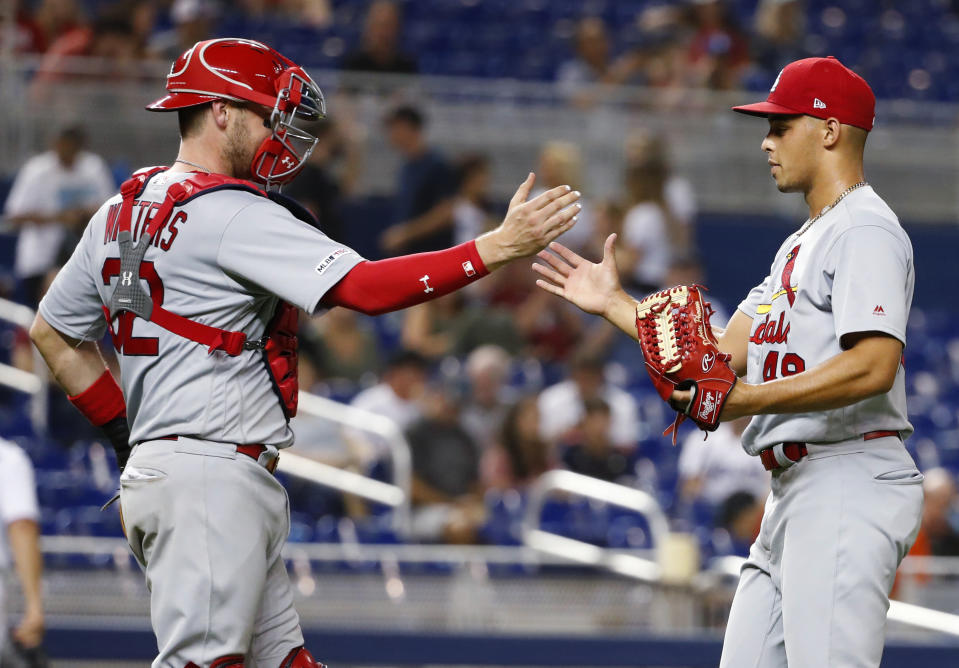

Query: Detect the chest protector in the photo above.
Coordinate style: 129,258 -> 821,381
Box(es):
104,167 -> 300,418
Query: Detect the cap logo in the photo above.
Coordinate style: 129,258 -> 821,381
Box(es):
813,98 -> 827,109
770,68 -> 784,92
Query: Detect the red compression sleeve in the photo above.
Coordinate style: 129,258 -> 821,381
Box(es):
323,241 -> 489,315
68,370 -> 126,426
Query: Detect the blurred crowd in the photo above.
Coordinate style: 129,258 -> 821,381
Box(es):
3,0 -> 812,94
3,0 -> 959,561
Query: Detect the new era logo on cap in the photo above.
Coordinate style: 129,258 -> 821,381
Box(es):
732,56 -> 876,131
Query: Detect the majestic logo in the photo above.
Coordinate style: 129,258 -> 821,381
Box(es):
701,352 -> 715,373
813,98 -> 827,109
121,271 -> 134,286
419,275 -> 434,293
873,305 -> 886,316
770,68 -> 784,92
698,391 -> 717,421
462,261 -> 476,277
780,244 -> 801,308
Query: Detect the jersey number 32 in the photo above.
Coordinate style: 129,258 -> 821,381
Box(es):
101,258 -> 164,356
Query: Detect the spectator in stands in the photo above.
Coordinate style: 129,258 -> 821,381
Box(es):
348,350 -> 428,464
350,349 -> 427,429
1,1 -> 46,53
911,468 -> 959,557
0,438 -> 44,661
33,0 -> 86,53
400,291 -> 524,360
4,125 -> 114,305
663,255 -> 729,326
685,0 -> 751,90
239,0 -> 333,28
298,307 -> 381,390
483,395 -> 553,490
31,5 -> 150,93
533,141 -> 594,254
380,105 -> 458,255
341,0 -> 417,74
714,490 -> 764,557
481,256 -> 584,364
406,383 -> 485,543
460,345 -> 517,452
538,351 -> 640,450
148,0 -> 217,62
752,0 -> 806,73
619,132 -> 696,293
452,154 -> 496,246
285,119 -> 364,245
677,417 -> 768,508
560,398 -> 631,483
556,17 -> 643,107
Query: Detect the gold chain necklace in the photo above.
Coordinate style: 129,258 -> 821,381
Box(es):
796,181 -> 868,236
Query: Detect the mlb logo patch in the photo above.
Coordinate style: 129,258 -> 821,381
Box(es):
462,260 -> 476,277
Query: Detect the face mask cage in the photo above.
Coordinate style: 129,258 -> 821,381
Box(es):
255,70 -> 326,188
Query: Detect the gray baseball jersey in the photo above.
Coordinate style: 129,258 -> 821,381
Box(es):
721,185 -> 923,668
737,185 -> 914,454
38,169 -> 363,447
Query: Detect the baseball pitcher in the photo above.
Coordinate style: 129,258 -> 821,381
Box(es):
534,56 -> 922,667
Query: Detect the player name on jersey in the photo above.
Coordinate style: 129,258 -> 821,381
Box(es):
103,199 -> 186,251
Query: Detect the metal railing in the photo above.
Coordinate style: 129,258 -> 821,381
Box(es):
0,296 -> 48,434
522,469 -> 668,582
710,555 -> 959,637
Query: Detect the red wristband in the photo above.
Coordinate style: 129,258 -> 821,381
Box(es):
68,370 -> 126,427
324,240 -> 490,315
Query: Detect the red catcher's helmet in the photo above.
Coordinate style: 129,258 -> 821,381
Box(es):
147,38 -> 326,188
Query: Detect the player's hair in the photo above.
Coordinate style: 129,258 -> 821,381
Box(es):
582,396 -> 611,416
385,105 -> 425,130
178,103 -> 212,139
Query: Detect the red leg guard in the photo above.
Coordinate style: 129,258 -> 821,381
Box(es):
279,646 -> 324,668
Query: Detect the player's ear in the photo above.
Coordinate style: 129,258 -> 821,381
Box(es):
822,117 -> 842,149
211,100 -> 231,131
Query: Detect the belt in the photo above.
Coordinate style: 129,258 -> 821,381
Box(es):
151,435 -> 279,474
759,430 -> 901,472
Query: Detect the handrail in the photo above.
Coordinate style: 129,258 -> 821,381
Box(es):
521,470 -> 670,583
709,555 -> 959,636
0,297 -> 48,434
294,392 -> 412,537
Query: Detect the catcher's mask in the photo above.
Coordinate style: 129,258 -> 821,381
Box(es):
147,38 -> 326,189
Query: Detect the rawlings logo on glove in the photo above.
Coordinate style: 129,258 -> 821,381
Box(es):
635,285 -> 737,443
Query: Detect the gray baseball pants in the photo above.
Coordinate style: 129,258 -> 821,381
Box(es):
719,436 -> 923,668
120,438 -> 304,668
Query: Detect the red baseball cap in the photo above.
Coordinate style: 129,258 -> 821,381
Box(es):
732,56 -> 876,131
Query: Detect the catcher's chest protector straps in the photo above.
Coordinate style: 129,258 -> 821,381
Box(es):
105,168 -> 300,418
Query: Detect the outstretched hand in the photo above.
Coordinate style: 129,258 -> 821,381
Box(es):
474,173 -> 582,271
533,233 -> 623,317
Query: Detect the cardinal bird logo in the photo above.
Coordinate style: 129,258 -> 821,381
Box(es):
781,244 -> 801,308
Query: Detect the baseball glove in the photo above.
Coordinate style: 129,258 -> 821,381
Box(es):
635,285 -> 737,444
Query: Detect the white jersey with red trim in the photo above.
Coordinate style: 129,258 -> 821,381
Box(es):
737,186 -> 914,454
38,169 -> 363,447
